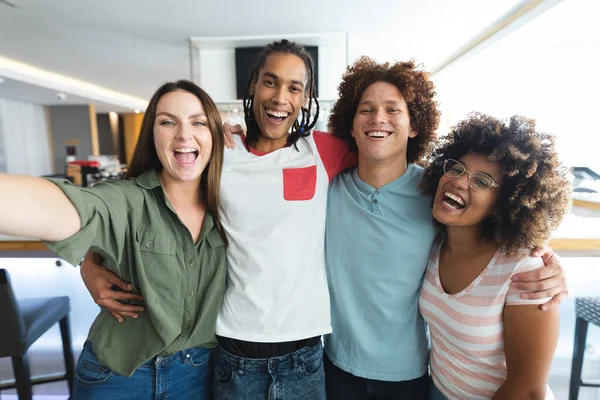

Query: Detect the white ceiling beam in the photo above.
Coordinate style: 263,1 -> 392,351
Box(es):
0,56 -> 148,111
431,0 -> 566,75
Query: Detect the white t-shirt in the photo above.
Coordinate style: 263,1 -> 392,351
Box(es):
216,132 -> 354,342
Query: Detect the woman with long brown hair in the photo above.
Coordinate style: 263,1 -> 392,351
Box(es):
0,80 -> 227,399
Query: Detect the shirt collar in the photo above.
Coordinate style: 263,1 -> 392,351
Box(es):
351,164 -> 416,195
134,169 -> 226,248
240,134 -> 292,156
134,169 -> 162,190
203,214 -> 226,248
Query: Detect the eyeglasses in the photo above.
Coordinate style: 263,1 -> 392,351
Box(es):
443,159 -> 500,192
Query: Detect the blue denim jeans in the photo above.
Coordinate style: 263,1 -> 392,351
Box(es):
213,342 -> 326,400
72,341 -> 212,399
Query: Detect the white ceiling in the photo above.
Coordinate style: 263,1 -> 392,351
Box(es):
0,76 -> 135,112
0,0 -> 530,110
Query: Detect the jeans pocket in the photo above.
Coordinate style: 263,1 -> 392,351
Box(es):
75,343 -> 113,385
186,347 -> 211,368
300,352 -> 324,376
214,352 -> 235,385
214,363 -> 235,385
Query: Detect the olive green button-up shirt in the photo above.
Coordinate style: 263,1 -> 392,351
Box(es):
44,169 -> 227,377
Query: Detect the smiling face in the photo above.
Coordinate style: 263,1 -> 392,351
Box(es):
250,52 -> 308,148
351,81 -> 417,166
432,152 -> 503,228
153,89 -> 213,186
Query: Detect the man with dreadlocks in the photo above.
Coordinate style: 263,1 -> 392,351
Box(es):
210,39 -> 355,399
79,39 -> 355,399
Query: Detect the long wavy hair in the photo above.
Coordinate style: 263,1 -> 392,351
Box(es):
127,80 -> 227,244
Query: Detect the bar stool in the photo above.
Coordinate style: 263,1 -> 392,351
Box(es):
0,269 -> 75,400
569,297 -> 600,400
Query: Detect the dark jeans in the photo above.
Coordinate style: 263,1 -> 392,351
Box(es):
213,342 -> 326,400
428,378 -> 447,400
324,353 -> 429,400
73,341 -> 212,399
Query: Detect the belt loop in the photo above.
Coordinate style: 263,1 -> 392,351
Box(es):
238,357 -> 245,375
292,352 -> 299,369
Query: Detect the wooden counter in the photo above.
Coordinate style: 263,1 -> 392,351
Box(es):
1,201 -> 599,252
548,238 -> 600,250
0,235 -> 52,257
0,240 -> 49,252
573,198 -> 600,211
2,233 -> 600,253
2,239 -> 593,251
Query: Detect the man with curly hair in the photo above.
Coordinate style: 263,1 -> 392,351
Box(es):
419,113 -> 569,399
323,57 -> 568,399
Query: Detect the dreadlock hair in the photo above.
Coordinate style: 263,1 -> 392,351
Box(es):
243,39 -> 320,151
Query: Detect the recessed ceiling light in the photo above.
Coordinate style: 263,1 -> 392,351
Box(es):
134,109 -> 140,114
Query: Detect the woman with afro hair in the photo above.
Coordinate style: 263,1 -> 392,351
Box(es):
419,113 -> 571,400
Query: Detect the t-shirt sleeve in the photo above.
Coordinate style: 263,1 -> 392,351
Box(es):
43,179 -> 131,271
313,131 -> 358,183
505,256 -> 552,305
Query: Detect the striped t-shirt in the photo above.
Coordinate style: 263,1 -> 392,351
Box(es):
419,238 -> 554,400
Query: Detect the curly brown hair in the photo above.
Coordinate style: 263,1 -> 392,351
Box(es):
328,56 -> 440,163
420,112 -> 572,254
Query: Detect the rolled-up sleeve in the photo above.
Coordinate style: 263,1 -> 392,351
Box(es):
43,179 -> 130,269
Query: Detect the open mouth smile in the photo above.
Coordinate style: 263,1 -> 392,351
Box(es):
365,131 -> 392,138
265,108 -> 291,124
173,148 -> 199,165
441,191 -> 466,210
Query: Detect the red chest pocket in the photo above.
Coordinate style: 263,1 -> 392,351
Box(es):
282,165 -> 317,201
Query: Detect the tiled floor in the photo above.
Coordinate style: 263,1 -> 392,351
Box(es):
0,351 -> 71,399
1,352 -> 599,399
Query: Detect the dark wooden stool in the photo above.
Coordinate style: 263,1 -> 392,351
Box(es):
0,269 -> 74,399
569,297 -> 600,400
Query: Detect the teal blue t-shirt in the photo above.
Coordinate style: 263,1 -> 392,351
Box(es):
324,164 -> 437,381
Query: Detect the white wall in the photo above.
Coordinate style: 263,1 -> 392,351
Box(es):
198,48 -> 237,102
318,44 -> 347,100
0,98 -> 52,176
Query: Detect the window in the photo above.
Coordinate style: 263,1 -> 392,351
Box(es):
433,0 -> 600,174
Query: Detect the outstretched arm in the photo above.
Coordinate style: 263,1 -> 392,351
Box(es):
0,174 -> 80,241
